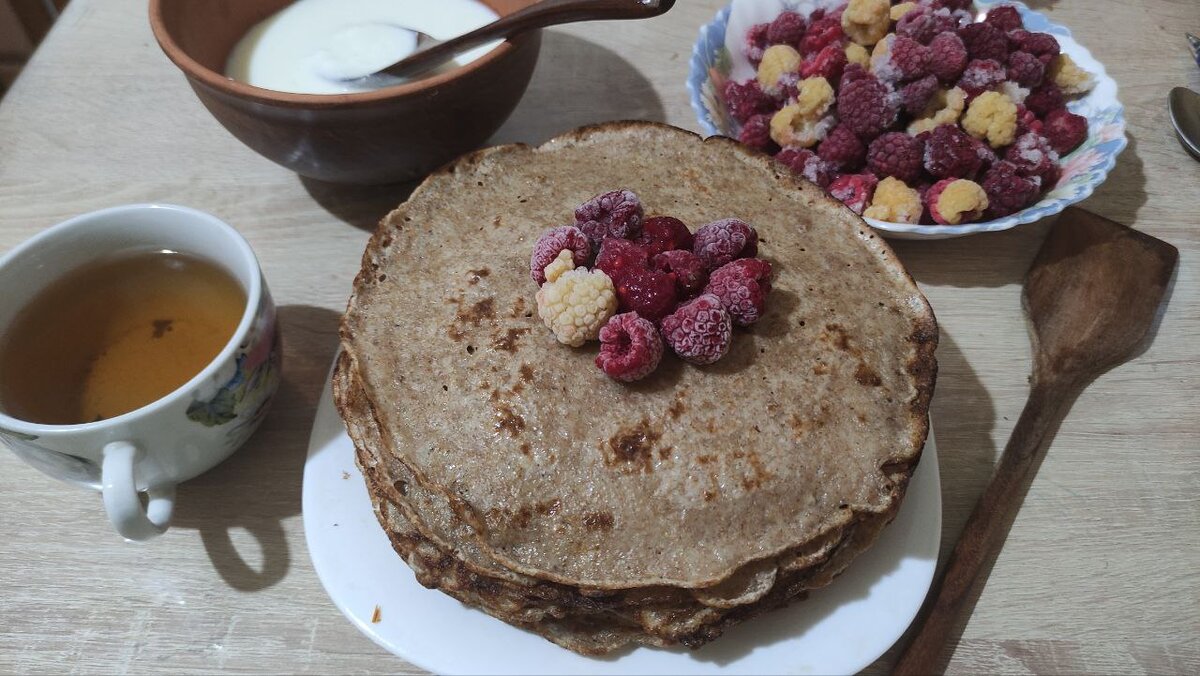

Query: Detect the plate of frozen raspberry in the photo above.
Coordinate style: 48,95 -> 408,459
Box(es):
688,0 -> 1127,239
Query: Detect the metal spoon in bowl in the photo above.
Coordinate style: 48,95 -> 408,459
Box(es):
316,0 -> 676,85
1168,87 -> 1200,162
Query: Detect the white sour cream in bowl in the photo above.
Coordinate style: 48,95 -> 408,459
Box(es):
226,0 -> 501,95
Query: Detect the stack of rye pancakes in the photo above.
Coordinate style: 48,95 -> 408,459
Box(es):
334,123 -> 937,655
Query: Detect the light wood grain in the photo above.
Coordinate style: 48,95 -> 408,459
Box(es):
0,1 -> 1197,674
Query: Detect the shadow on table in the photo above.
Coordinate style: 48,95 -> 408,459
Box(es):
173,304 -> 342,592
298,30 -> 665,234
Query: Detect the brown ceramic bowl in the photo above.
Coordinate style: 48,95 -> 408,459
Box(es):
150,0 -> 541,185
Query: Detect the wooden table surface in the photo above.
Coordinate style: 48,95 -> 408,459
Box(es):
1,0 -> 1197,673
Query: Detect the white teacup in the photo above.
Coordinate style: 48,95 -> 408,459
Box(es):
0,204 -> 281,541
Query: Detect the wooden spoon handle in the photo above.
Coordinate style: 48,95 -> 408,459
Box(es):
383,0 -> 673,78
893,379 -> 1074,675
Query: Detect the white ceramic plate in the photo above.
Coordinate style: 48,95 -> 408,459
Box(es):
302,366 -> 942,675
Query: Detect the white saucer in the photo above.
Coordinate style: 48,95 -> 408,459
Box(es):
302,367 -> 941,675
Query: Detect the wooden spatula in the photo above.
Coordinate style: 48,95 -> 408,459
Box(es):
893,208 -> 1178,675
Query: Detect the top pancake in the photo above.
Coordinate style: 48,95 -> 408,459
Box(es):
338,121 -> 937,590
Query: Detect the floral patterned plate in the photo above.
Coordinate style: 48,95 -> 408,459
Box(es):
688,0 -> 1127,240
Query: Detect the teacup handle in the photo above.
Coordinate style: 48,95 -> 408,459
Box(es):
101,441 -> 175,541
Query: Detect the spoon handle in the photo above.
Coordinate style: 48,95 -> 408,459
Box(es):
381,0 -> 673,79
893,378 -> 1075,675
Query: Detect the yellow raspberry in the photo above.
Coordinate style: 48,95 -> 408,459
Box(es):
845,42 -> 870,68
757,44 -> 802,93
542,249 -> 575,284
535,268 -> 617,347
794,76 -> 835,117
842,0 -> 891,46
890,2 -> 918,21
907,87 -> 967,135
863,177 -> 923,224
933,179 -> 989,225
962,91 -> 1019,148
1048,54 -> 1095,95
770,105 -> 834,148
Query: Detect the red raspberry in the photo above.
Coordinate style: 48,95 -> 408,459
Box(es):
928,31 -> 969,84
746,23 -> 770,67
981,160 -> 1041,218
837,75 -> 897,140
723,79 -> 776,125
891,35 -> 932,82
1043,108 -> 1088,155
633,216 -> 693,257
705,258 -> 773,326
867,132 -> 925,183
596,312 -> 663,382
984,5 -> 1024,33
959,23 -> 1009,64
652,249 -> 708,298
529,225 -> 591,285
660,294 -> 733,366
932,0 -> 972,10
958,59 -> 1007,98
818,124 -> 866,171
970,135 -> 999,172
828,173 -> 879,215
800,43 -> 848,85
900,74 -> 941,116
1009,30 -> 1059,64
766,11 -> 807,49
1015,105 -> 1043,137
738,113 -> 778,153
575,189 -> 643,250
1007,50 -> 1046,88
1005,132 -> 1060,185
800,15 -> 844,56
923,123 -> 983,180
594,238 -> 649,283
1025,83 -> 1064,117
776,148 -> 837,189
692,218 -> 759,270
840,63 -> 871,86
897,7 -> 960,45
612,266 -> 678,323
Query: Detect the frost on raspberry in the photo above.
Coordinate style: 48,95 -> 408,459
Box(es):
575,189 -> 644,250
596,312 -> 664,382
1007,50 -> 1046,88
923,123 -> 983,180
889,35 -> 932,82
981,160 -> 1041,218
693,218 -> 759,270
536,268 -> 618,347
867,132 -> 925,183
926,178 -> 989,225
705,258 -> 774,326
776,148 -> 836,189
1009,30 -> 1059,64
530,225 -> 591,286
1005,132 -> 1061,185
633,216 -> 694,257
766,10 -> 807,49
739,113 -> 778,152
828,173 -> 879,215
723,79 -> 775,125
1042,108 -> 1088,155
957,59 -> 1007,98
896,7 -> 960,45
837,75 -> 897,140
746,22 -> 770,67
652,249 -> 708,298
818,124 -> 867,171
958,22 -> 1009,64
660,294 -> 733,366
927,31 -> 969,84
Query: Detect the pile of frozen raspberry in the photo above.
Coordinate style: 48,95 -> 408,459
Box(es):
530,190 -> 773,382
723,0 -> 1096,225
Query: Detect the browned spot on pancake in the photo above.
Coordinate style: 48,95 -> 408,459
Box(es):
468,267 -> 491,284
449,297 -> 496,340
519,443 -> 531,456
789,414 -> 811,435
494,403 -> 526,436
582,511 -> 614,532
813,362 -> 830,375
513,506 -> 532,529
696,454 -> 715,465
855,363 -> 883,386
742,450 -> 772,491
519,364 -> 534,383
703,490 -> 718,502
489,328 -> 528,355
766,402 -> 781,414
667,391 -> 687,420
856,412 -> 867,423
658,446 -> 674,461
492,216 -> 502,227
823,323 -> 859,355
392,479 -> 408,496
511,296 -> 528,318
705,419 -> 718,434
601,419 -> 663,473
535,499 -> 561,516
